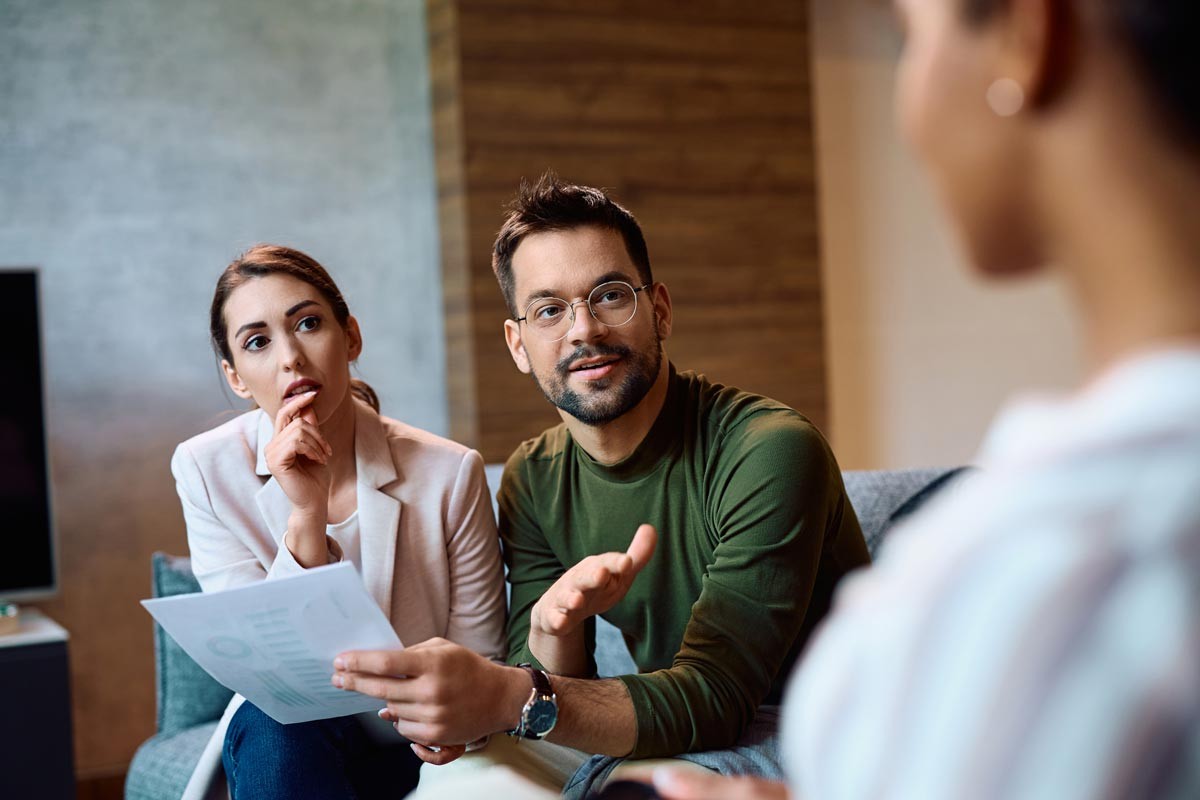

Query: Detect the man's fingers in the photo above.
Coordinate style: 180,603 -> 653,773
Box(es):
410,742 -> 466,766
651,769 -> 724,800
333,649 -> 415,678
332,671 -> 412,700
391,718 -> 451,748
383,699 -> 440,724
626,524 -> 657,572
556,588 -> 586,613
651,769 -> 790,800
575,564 -> 613,591
541,606 -> 575,635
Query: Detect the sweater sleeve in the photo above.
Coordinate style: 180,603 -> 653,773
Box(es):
617,415 -> 856,757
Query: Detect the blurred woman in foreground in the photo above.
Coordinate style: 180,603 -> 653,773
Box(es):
650,1 -> 1200,798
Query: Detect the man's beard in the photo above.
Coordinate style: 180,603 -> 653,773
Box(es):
529,328 -> 663,427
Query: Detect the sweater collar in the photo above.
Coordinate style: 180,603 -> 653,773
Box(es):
572,362 -> 684,483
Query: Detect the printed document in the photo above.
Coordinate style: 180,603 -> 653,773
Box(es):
142,562 -> 400,724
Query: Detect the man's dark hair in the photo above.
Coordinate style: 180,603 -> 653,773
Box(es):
491,172 -> 653,317
963,0 -> 1198,148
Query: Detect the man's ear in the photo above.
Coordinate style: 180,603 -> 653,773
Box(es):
650,281 -> 673,340
221,359 -> 254,400
504,319 -> 532,374
345,315 -> 364,361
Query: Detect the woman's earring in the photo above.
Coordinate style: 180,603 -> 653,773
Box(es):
987,77 -> 1025,117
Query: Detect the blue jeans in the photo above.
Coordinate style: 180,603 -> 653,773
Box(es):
563,705 -> 784,799
223,702 -> 420,800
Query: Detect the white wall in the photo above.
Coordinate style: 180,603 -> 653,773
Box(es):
809,0 -> 1083,470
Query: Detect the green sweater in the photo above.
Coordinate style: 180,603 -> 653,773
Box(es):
498,366 -> 869,758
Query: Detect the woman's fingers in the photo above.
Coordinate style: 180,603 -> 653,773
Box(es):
270,420 -> 332,466
273,390 -> 318,433
287,419 -> 332,456
275,433 -> 329,467
295,438 -> 328,465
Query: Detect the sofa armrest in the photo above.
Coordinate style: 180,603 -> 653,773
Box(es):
150,553 -> 234,734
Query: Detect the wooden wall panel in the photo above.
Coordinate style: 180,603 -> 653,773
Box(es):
430,0 -> 827,461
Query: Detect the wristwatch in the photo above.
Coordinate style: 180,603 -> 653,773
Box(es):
508,663 -> 558,740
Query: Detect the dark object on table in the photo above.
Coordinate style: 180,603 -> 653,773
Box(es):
592,779 -> 663,800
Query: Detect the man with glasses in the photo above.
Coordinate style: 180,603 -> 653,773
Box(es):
332,174 -> 869,797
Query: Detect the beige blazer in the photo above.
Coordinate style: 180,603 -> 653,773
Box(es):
171,400 -> 506,800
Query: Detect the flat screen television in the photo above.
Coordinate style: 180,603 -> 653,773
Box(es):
0,269 -> 58,601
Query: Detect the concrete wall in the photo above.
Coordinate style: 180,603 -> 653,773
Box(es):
0,0 -> 443,775
809,0 -> 1084,470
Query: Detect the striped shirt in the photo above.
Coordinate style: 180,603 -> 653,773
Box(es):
785,348 -> 1200,800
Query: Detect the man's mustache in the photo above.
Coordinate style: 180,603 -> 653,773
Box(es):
556,343 -> 632,375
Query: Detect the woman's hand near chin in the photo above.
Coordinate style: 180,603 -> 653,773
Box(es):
265,390 -> 334,567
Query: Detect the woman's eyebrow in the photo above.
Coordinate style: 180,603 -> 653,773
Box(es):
234,320 -> 266,339
233,300 -> 321,339
285,299 -> 320,317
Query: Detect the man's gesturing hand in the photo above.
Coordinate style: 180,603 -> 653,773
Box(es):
531,523 -> 657,638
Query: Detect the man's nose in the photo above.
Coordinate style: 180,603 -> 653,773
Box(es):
565,299 -> 606,344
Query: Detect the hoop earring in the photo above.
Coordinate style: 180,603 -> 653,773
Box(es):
987,78 -> 1025,117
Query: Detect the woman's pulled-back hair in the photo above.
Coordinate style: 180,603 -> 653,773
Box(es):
964,0 -> 1199,149
210,244 -> 380,413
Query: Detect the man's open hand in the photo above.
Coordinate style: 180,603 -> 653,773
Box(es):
531,523 -> 657,637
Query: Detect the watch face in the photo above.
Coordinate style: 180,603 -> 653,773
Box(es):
527,697 -> 558,735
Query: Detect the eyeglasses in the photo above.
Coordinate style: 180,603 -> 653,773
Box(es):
515,280 -> 652,342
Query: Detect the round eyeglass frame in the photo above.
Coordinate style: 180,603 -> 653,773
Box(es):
514,280 -> 653,342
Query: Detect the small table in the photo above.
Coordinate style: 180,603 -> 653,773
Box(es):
0,608 -> 76,799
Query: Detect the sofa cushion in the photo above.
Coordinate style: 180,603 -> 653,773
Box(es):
843,467 -> 968,556
151,552 -> 234,734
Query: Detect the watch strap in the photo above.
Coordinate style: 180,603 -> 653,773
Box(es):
519,663 -> 553,697
508,663 -> 556,740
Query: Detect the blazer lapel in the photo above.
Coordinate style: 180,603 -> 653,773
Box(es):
353,402 -> 401,625
253,411 -> 293,544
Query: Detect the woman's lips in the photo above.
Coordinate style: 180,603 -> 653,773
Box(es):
283,380 -> 322,401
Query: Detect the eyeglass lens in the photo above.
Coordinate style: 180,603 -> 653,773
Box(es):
523,281 -> 640,337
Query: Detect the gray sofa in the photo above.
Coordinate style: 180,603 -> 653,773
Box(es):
125,467 -> 965,799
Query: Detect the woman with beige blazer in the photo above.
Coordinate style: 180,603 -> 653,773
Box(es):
173,244 -> 505,800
